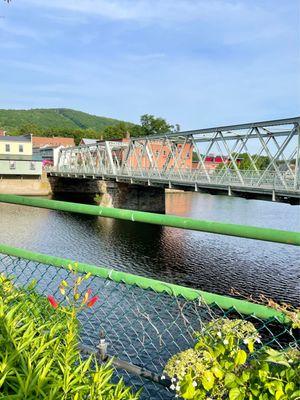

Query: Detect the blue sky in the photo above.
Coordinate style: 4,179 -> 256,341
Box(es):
0,0 -> 299,129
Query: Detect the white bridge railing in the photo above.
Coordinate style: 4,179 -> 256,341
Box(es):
49,166 -> 297,192
49,117 -> 300,196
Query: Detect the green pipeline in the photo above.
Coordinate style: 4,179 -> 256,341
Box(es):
0,243 -> 289,323
0,194 -> 299,245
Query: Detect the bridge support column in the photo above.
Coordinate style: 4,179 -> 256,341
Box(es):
104,182 -> 166,213
49,177 -> 165,213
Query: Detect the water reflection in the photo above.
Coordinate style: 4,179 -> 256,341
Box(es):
0,192 -> 299,305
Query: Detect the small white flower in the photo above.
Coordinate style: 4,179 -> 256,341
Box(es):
217,331 -> 222,338
176,385 -> 180,391
243,339 -> 248,344
170,384 -> 176,391
256,337 -> 261,343
161,375 -> 165,380
175,396 -> 179,398
171,377 -> 177,382
192,381 -> 197,387
223,339 -> 229,345
176,360 -> 180,364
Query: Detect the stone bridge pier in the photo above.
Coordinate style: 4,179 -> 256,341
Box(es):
49,177 -> 166,213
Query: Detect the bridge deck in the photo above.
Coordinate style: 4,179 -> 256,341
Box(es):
49,169 -> 300,204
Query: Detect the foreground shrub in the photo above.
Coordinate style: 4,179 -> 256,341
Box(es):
0,274 -> 139,399
164,318 -> 300,399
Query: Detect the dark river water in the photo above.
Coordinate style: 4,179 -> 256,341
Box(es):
0,192 -> 299,305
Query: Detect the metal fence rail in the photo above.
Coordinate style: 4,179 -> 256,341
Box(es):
0,245 -> 298,399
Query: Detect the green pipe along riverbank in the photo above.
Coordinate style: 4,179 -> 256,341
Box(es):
0,194 -> 299,246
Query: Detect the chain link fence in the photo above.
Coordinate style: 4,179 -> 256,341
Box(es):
0,251 -> 298,399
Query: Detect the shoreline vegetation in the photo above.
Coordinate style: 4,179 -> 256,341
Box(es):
0,273 -> 140,399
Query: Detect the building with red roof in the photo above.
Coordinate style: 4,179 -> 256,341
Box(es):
32,136 -> 75,149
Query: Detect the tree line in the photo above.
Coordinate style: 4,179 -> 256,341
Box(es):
10,114 -> 180,145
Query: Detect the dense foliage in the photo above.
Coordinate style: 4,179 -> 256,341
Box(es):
236,153 -> 270,170
0,108 -> 125,133
164,318 -> 300,400
0,274 -> 139,399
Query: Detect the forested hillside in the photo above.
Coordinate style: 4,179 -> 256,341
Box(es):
0,108 -> 126,133
0,109 -> 178,144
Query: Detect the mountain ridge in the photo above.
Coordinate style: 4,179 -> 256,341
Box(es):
0,108 -> 130,133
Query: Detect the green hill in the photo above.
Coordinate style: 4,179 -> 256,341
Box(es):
0,108 -> 129,133
0,109 -> 176,143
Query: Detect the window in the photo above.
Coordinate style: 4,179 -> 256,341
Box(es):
30,162 -> 36,170
155,150 -> 159,157
9,161 -> 16,170
5,144 -> 10,152
19,144 -> 24,153
186,152 -> 190,158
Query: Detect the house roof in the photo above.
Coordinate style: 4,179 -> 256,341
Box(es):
0,135 -> 31,142
80,138 -> 98,145
38,145 -> 63,150
32,136 -> 75,148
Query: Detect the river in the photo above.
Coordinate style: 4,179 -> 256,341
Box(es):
0,192 -> 299,305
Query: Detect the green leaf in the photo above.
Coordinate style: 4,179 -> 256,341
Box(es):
241,371 -> 250,382
180,374 -> 196,399
247,340 -> 254,353
235,349 -> 247,366
27,279 -> 37,290
285,382 -> 295,393
229,387 -> 242,400
225,372 -> 237,388
201,370 -> 215,391
258,370 -> 268,382
264,348 -> 290,367
275,389 -> 285,400
212,365 -> 224,379
291,390 -> 300,399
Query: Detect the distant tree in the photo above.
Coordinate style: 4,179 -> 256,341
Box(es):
101,122 -> 132,140
100,115 -> 180,139
129,124 -> 143,137
237,153 -> 270,170
139,114 -> 179,136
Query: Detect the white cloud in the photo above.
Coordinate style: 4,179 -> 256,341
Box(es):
16,0 -> 290,46
19,0 -> 268,23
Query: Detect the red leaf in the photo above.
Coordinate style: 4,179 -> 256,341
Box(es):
87,296 -> 99,307
47,295 -> 58,309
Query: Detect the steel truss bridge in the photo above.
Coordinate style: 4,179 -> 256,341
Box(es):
49,117 -> 300,204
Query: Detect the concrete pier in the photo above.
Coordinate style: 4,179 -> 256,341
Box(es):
49,177 -> 166,213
